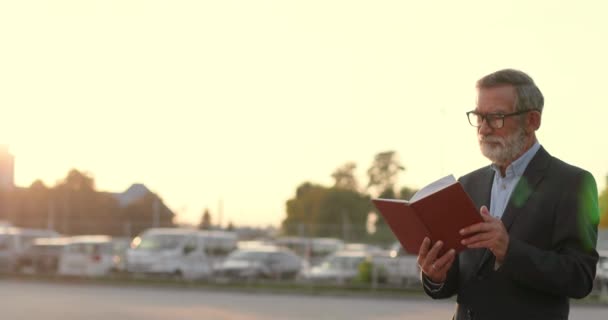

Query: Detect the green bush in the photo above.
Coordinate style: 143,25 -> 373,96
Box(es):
355,260 -> 387,284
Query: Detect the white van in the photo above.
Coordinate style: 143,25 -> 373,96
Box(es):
197,230 -> 238,256
58,235 -> 124,277
126,228 -> 213,279
0,227 -> 59,273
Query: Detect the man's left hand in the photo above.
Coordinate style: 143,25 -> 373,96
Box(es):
460,206 -> 509,264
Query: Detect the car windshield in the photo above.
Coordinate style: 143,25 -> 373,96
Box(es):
31,244 -> 65,254
134,234 -> 183,251
0,235 -> 10,251
321,255 -> 364,270
227,250 -> 270,262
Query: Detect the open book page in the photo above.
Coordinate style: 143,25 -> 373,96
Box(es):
409,174 -> 457,203
374,198 -> 409,204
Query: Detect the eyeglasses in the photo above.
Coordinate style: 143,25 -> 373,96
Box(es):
466,110 -> 532,129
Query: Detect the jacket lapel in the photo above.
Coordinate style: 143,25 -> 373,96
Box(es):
475,146 -> 552,273
469,167 -> 494,209
500,147 -> 551,231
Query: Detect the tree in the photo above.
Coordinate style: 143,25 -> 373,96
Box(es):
62,169 -> 95,192
15,180 -> 50,228
53,169 -> 131,235
282,182 -> 372,241
331,162 -> 359,191
53,169 -> 100,234
315,188 -> 371,241
400,186 -> 417,200
199,208 -> 212,230
366,151 -> 404,197
282,182 -> 328,236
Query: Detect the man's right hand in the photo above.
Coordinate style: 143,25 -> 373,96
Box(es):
417,237 -> 456,283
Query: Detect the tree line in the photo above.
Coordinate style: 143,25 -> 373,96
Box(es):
0,169 -> 174,237
1,156 -> 606,241
281,151 -> 418,246
281,151 -> 608,246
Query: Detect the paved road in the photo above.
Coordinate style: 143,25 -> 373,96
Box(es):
2,279 -> 606,319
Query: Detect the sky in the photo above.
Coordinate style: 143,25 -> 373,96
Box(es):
1,0 -> 607,228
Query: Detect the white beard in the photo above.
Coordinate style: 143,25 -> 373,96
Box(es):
478,126 -> 527,166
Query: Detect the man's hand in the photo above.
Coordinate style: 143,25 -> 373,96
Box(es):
460,206 -> 509,264
417,237 -> 456,283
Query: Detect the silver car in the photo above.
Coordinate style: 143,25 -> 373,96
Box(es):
215,246 -> 303,280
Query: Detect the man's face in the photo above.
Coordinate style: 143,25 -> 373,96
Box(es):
475,85 -> 528,166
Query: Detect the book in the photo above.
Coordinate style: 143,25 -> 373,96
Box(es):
372,175 -> 482,256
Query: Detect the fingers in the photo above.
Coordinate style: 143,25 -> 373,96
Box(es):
464,239 -> 494,250
480,205 -> 490,215
480,212 -> 494,222
426,240 -> 443,263
422,246 -> 456,283
418,237 -> 431,259
461,206 -> 497,235
420,240 -> 444,272
434,249 -> 456,274
460,216 -> 500,236
460,222 -> 490,236
461,232 -> 493,246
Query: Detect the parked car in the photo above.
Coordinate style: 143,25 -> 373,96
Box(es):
126,228 -> 213,279
58,235 -> 117,277
342,243 -> 386,255
275,236 -> 344,266
215,246 -> 304,280
303,250 -> 368,284
110,237 -> 131,273
0,227 -> 59,273
372,242 -> 421,287
15,237 -> 71,274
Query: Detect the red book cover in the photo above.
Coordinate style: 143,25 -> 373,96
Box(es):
372,175 -> 482,256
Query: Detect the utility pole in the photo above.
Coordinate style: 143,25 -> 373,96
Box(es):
218,197 -> 223,229
152,197 -> 160,227
47,198 -> 55,230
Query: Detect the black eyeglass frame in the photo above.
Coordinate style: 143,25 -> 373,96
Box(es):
466,109 -> 532,129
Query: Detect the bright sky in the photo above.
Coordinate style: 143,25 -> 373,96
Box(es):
1,0 -> 607,228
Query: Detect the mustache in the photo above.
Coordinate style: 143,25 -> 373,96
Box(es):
479,135 -> 504,144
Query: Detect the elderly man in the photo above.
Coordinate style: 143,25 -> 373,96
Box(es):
417,69 -> 599,320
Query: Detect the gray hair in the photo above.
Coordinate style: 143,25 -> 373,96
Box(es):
476,69 -> 544,113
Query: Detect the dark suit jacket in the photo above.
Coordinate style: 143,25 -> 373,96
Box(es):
424,147 -> 599,320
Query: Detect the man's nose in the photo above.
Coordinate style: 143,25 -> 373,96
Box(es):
478,118 -> 493,135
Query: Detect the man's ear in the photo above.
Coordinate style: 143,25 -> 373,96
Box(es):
528,111 -> 541,132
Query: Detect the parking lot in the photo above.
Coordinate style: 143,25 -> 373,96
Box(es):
2,279 -> 607,320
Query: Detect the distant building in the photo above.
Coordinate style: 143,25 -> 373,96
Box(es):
114,183 -> 156,207
0,145 -> 14,190
110,183 -> 176,236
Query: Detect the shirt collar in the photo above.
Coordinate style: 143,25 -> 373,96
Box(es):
491,141 -> 541,177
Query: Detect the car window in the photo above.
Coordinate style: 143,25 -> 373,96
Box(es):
227,250 -> 270,262
0,235 -> 11,251
183,237 -> 197,254
66,243 -> 85,254
269,252 -> 284,263
136,234 -> 183,250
